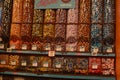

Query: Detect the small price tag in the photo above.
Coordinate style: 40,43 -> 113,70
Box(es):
93,47 -> 99,53
10,44 -> 15,49
11,61 -> 16,66
44,44 -> 50,50
106,47 -> 113,53
66,45 -> 74,51
48,51 -> 55,57
55,64 -> 61,68
56,45 -> 62,51
92,64 -> 98,69
0,44 -> 4,49
31,45 -> 37,50
79,46 -> 85,52
21,61 -> 27,66
92,47 -> 98,56
0,60 -> 6,65
22,44 -> 27,50
43,62 -> 48,67
70,46 -> 74,51
6,48 -> 12,52
32,61 -> 38,67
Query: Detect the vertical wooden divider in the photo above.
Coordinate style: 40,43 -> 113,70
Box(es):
116,0 -> 120,80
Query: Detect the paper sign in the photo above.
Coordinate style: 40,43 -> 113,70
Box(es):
79,46 -> 85,52
106,47 -> 113,53
34,0 -> 75,9
10,44 -> 15,49
21,61 -> 27,66
92,64 -> 98,69
32,61 -> 38,67
45,44 -> 51,50
0,44 -> 4,49
11,61 -> 16,66
56,45 -> 62,51
0,60 -> 6,65
48,51 -> 55,57
93,47 -> 99,53
43,62 -> 48,67
56,64 -> 61,68
31,45 -> 37,50
22,44 -> 27,50
6,48 -> 12,52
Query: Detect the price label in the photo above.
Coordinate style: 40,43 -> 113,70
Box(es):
92,64 -> 98,69
43,62 -> 48,67
0,44 -> 4,49
31,45 -> 37,50
79,46 -> 85,52
0,60 -> 6,65
48,51 -> 55,57
10,44 -> 15,49
66,45 -> 74,51
93,47 -> 99,53
6,48 -> 12,52
56,64 -> 61,68
32,61 -> 38,67
70,46 -> 74,51
56,45 -> 62,51
106,47 -> 113,53
11,61 -> 16,66
21,61 -> 27,66
22,44 -> 27,50
92,47 -> 99,56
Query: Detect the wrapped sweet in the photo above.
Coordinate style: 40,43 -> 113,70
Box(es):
75,58 -> 88,74
66,25 -> 77,51
21,24 -> 32,50
102,58 -> 115,76
55,24 -> 66,51
77,24 -> 90,52
89,57 -> 102,74
79,0 -> 90,23
10,24 -> 21,50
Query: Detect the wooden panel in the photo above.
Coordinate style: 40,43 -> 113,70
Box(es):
116,0 -> 120,80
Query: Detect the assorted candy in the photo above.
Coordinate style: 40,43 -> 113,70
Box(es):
0,0 -> 116,78
103,24 -> 115,53
80,0 -> 90,23
91,0 -> 102,23
102,58 -> 115,75
104,0 -> 115,23
10,24 -> 21,49
21,24 -> 32,50
8,55 -> 19,70
56,9 -> 67,23
12,0 -> 23,23
0,0 -> 113,53
22,0 -> 33,23
89,58 -> 102,74
66,25 -> 77,51
0,54 -> 115,76
77,24 -> 90,52
91,24 -> 102,52
0,54 -> 9,70
75,58 -> 88,74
